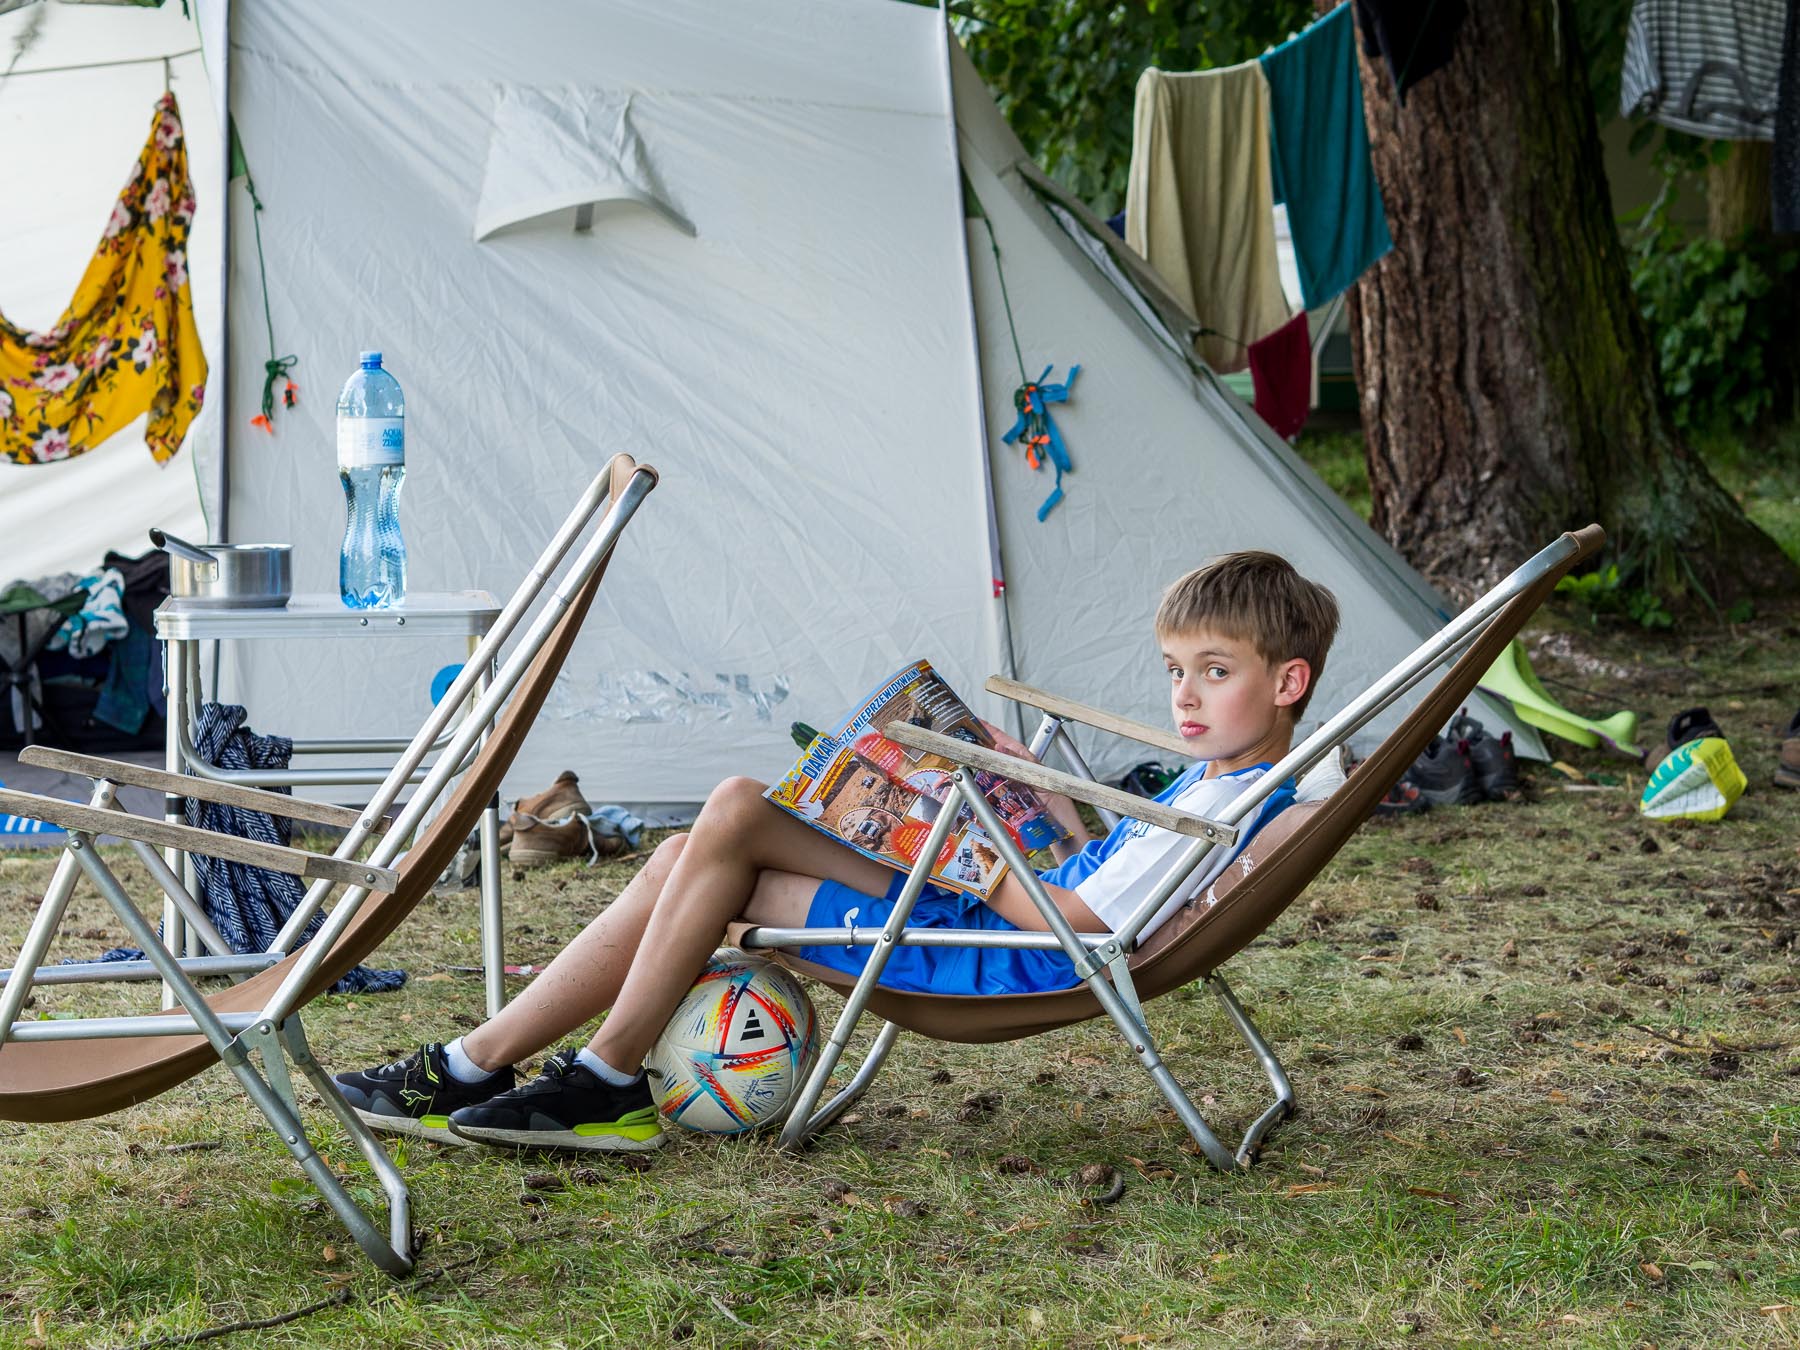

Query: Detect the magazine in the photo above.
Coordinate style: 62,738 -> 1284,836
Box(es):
764,659 -> 1070,901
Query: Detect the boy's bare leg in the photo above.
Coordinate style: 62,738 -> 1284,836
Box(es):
457,832 -> 688,1070
460,774 -> 1101,1076
459,777 -> 894,1072
586,777 -> 898,1070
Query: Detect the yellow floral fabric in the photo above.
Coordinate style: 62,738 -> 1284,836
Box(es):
0,93 -> 207,466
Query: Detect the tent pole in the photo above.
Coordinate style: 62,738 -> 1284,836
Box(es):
211,0 -> 231,548
935,4 -> 1022,739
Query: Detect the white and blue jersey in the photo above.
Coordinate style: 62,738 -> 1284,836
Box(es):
1039,761 -> 1295,940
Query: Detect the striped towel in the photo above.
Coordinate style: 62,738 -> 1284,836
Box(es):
0,780 -> 67,836
1621,0 -> 1787,139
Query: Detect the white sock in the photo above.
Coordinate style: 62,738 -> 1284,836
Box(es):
576,1046 -> 641,1085
442,1037 -> 495,1084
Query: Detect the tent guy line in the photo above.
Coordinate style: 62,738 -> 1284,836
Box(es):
2,44 -> 198,78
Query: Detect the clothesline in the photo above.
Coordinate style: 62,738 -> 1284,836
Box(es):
2,45 -> 200,79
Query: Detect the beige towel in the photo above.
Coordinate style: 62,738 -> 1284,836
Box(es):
1126,62 -> 1290,373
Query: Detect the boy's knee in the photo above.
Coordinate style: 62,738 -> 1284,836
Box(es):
700,776 -> 769,832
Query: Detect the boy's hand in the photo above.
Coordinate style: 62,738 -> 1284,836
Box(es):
980,719 -> 1038,762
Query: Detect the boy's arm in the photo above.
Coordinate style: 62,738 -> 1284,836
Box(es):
981,719 -> 1093,862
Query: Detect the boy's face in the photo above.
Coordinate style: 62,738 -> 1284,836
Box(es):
1160,626 -> 1311,775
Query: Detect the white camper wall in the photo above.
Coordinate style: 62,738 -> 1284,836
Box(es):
0,0 -> 218,581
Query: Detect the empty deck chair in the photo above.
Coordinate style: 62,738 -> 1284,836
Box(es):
0,455 -> 657,1274
739,527 -> 1603,1168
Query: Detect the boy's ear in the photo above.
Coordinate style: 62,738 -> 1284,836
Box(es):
1272,657 -> 1311,709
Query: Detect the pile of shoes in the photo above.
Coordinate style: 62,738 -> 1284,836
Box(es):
502,771 -> 625,865
1375,708 -> 1518,816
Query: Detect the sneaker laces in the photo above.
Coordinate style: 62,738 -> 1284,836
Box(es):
378,1044 -> 435,1075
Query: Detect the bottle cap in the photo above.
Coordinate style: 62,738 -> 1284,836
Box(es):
359,351 -> 382,366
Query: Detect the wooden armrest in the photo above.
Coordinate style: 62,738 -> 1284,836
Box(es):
985,676 -> 1192,758
883,724 -> 1236,847
18,746 -> 393,832
0,788 -> 400,892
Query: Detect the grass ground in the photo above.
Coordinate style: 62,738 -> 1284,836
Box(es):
1,436 -> 1795,1348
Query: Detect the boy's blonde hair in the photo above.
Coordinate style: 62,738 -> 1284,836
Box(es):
1155,551 -> 1340,719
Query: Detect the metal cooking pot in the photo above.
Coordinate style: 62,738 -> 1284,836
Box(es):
152,530 -> 292,608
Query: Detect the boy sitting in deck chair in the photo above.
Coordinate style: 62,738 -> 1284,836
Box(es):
336,552 -> 1339,1151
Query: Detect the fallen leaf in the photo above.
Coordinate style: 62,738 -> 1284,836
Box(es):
1119,1336 -> 1150,1345
1407,1186 -> 1461,1204
1733,1169 -> 1758,1192
1342,1083 -> 1390,1098
1284,1182 -> 1334,1195
1451,1027 -> 1467,1045
1546,1090 -> 1569,1104
321,1244 -> 339,1263
417,972 -> 453,983
1641,1262 -> 1665,1282
1381,1131 -> 1428,1149
1298,1163 -> 1327,1177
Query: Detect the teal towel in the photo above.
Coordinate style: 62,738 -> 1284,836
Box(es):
1261,3 -> 1393,309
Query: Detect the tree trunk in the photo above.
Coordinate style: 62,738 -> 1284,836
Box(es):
1708,140 -> 1772,240
1346,0 -> 1795,605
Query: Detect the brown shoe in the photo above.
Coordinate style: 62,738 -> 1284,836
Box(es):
508,812 -> 626,865
499,771 -> 590,853
1776,708 -> 1800,790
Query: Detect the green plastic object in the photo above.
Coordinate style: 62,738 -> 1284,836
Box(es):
1479,638 -> 1643,760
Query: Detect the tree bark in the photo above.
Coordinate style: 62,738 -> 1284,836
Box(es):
1708,141 -> 1772,241
1347,0 -> 1795,605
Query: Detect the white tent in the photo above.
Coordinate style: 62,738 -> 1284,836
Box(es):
0,0 -> 221,578
7,0 -> 1540,808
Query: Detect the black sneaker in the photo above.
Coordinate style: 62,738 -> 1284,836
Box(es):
1448,709 -> 1520,802
1664,706 -> 1724,762
333,1043 -> 515,1145
447,1048 -> 665,1152
1401,736 -> 1482,807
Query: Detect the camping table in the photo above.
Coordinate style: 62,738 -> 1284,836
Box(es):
154,592 -> 509,1016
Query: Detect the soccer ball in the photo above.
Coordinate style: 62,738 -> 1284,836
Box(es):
644,948 -> 818,1134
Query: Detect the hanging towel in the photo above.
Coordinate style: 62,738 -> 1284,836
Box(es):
90,703 -> 405,994
1621,0 -> 1787,139
1247,311 -> 1312,439
1353,0 -> 1468,104
1126,62 -> 1290,373
0,93 -> 207,466
1262,4 -> 1393,309
1774,0 -> 1800,230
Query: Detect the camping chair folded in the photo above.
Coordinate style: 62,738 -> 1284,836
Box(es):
737,525 -> 1603,1169
0,454 -> 658,1274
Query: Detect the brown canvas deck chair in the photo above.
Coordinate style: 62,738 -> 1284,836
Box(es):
739,526 -> 1603,1169
0,455 -> 657,1275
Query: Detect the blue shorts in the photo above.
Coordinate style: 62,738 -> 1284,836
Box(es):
797,871 -> 1084,996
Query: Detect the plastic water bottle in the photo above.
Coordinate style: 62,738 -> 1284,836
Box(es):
336,351 -> 406,609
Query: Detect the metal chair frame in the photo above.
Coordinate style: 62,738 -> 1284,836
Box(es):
0,463 -> 657,1274
742,532 -> 1582,1169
